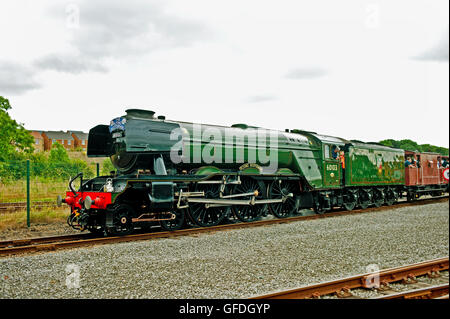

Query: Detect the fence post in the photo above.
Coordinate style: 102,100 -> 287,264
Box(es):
97,163 -> 100,177
26,159 -> 30,228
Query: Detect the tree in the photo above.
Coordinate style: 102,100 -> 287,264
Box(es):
379,138 -> 448,155
49,142 -> 70,163
0,96 -> 34,160
101,158 -> 115,175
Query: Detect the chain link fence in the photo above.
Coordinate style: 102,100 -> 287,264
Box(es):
0,159 -> 100,227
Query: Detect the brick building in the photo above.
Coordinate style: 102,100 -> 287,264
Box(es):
70,131 -> 89,150
29,131 -> 44,152
28,130 -> 89,151
41,131 -> 75,151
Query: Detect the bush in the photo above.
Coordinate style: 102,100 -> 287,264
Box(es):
101,158 -> 115,175
49,143 -> 70,163
0,143 -> 95,182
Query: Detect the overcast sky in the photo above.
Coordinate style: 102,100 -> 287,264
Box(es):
1,0 -> 448,147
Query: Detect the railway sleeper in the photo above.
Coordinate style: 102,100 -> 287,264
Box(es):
334,287 -> 353,298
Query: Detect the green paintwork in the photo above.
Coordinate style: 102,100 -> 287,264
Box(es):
275,168 -> 295,175
323,160 -> 341,187
194,166 -> 224,175
106,112 -> 341,189
345,142 -> 405,186
289,130 -> 348,189
111,193 -> 119,202
101,110 -> 405,191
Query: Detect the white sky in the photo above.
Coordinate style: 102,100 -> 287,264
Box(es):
1,0 -> 449,147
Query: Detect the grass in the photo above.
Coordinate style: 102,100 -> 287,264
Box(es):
0,152 -> 107,230
0,206 -> 69,230
0,178 -> 69,203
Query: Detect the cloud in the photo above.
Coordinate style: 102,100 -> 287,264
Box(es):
246,94 -> 278,103
285,67 -> 328,79
414,27 -> 449,62
34,54 -> 108,74
0,61 -> 41,95
36,0 -> 212,73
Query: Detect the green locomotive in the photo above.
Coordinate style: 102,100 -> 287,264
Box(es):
59,109 -> 405,235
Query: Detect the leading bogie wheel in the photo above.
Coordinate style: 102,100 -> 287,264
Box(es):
107,204 -> 135,236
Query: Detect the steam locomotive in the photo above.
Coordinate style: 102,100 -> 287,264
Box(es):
58,109 -> 449,235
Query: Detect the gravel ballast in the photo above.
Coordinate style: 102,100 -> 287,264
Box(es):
0,201 -> 448,299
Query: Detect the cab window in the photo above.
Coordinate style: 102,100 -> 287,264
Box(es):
324,145 -> 330,159
331,145 -> 339,160
325,144 -> 339,160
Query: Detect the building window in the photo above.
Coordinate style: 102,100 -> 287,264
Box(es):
82,140 -> 86,145
68,140 -> 71,145
35,139 -> 39,145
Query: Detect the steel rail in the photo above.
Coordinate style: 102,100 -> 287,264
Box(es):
376,283 -> 449,299
0,196 -> 447,257
0,233 -> 95,249
250,257 -> 449,299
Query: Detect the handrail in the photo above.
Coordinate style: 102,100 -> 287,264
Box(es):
69,172 -> 83,197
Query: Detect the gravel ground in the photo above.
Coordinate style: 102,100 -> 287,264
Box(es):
0,201 -> 448,299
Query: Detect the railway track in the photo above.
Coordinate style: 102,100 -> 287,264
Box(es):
0,233 -> 95,250
0,200 -> 56,213
251,257 -> 449,299
0,195 -> 447,257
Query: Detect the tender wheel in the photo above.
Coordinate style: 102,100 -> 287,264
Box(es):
373,188 -> 385,207
268,180 -> 297,218
358,189 -> 372,209
106,204 -> 135,236
385,187 -> 397,206
342,190 -> 358,211
160,209 -> 186,231
231,177 -> 267,222
188,183 -> 229,227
